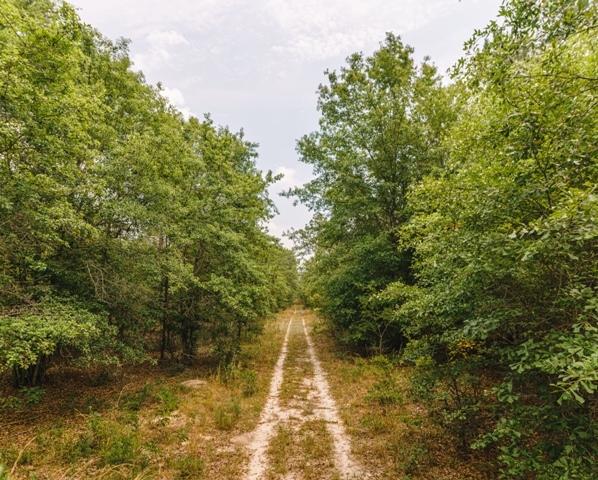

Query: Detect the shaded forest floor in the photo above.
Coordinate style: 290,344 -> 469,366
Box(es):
0,308 -> 497,479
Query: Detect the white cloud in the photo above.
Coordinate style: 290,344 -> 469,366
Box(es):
273,166 -> 298,189
263,0 -> 454,62
132,29 -> 189,72
74,0 -> 236,34
147,30 -> 189,47
161,87 -> 195,119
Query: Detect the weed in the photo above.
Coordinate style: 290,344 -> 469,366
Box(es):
20,386 -> 46,405
398,442 -> 429,474
142,439 -> 161,455
104,432 -> 137,465
0,446 -> 18,467
359,414 -> 391,434
367,375 -> 403,405
156,386 -> 179,414
268,425 -> 293,474
299,420 -> 334,477
121,382 -> 155,411
1,395 -> 23,409
72,432 -> 95,459
219,363 -> 258,396
238,369 -> 258,397
18,449 -> 34,466
172,454 -> 205,478
213,397 -> 242,430
367,355 -> 403,405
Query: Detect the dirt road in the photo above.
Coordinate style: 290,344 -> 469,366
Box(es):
243,310 -> 364,479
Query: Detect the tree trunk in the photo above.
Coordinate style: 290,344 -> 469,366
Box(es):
160,275 -> 169,362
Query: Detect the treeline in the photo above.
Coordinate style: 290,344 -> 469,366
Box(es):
292,0 -> 598,477
0,0 -> 297,388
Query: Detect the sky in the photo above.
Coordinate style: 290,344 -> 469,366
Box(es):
67,0 -> 503,248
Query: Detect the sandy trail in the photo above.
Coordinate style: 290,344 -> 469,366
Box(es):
244,310 -> 363,479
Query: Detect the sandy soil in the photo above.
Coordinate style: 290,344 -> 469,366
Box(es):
243,310 -> 364,479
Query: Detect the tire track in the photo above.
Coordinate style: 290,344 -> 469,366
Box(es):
245,310 -> 364,479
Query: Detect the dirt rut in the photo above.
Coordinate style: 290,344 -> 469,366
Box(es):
244,310 -> 364,479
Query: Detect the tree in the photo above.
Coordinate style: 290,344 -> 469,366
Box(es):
399,0 -> 598,476
290,33 -> 455,350
0,0 -> 297,386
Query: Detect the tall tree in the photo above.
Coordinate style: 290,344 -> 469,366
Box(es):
0,0 -> 297,386
291,33 -> 454,349
398,0 -> 598,476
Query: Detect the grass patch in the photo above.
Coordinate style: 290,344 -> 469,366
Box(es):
171,453 -> 205,479
307,308 -> 496,479
267,425 -> 294,476
213,396 -> 242,430
279,320 -> 313,407
0,308 -> 294,479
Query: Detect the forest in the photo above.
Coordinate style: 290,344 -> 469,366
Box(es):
292,0 -> 598,478
1,0 -> 598,479
0,0 -> 297,386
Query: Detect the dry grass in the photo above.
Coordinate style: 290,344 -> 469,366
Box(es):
0,309 -> 294,480
1,307 -> 498,479
278,320 -> 313,408
264,417 -> 337,480
305,309 -> 497,480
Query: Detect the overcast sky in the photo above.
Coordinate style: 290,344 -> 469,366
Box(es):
68,0 -> 502,248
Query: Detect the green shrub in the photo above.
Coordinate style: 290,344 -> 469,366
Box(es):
367,376 -> 403,406
173,454 -> 205,478
21,386 -> 46,405
103,432 -> 137,465
1,395 -> 23,410
238,369 -> 258,397
121,382 -> 154,411
366,356 -> 403,405
214,397 -> 242,430
156,386 -> 179,414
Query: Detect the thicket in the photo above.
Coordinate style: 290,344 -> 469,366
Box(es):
293,0 -> 598,477
0,0 -> 297,388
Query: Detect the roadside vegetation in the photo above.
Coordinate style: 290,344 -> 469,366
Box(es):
292,1 -> 598,478
0,308 -> 293,479
0,0 -> 296,389
2,0 -> 598,478
0,1 -> 297,477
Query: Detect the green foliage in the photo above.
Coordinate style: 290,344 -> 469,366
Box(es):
0,0 -> 297,385
213,397 -> 242,430
66,413 -> 144,467
220,363 -> 259,397
366,357 -> 403,406
20,386 -> 46,406
156,386 -> 179,415
294,1 -> 598,477
172,454 -> 205,479
120,383 -> 154,412
399,0 -> 598,476
238,369 -> 258,397
1,395 -> 23,410
291,33 -> 454,350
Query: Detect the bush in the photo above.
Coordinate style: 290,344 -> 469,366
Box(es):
156,386 -> 179,414
366,356 -> 403,406
214,397 -> 242,430
173,454 -> 205,479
